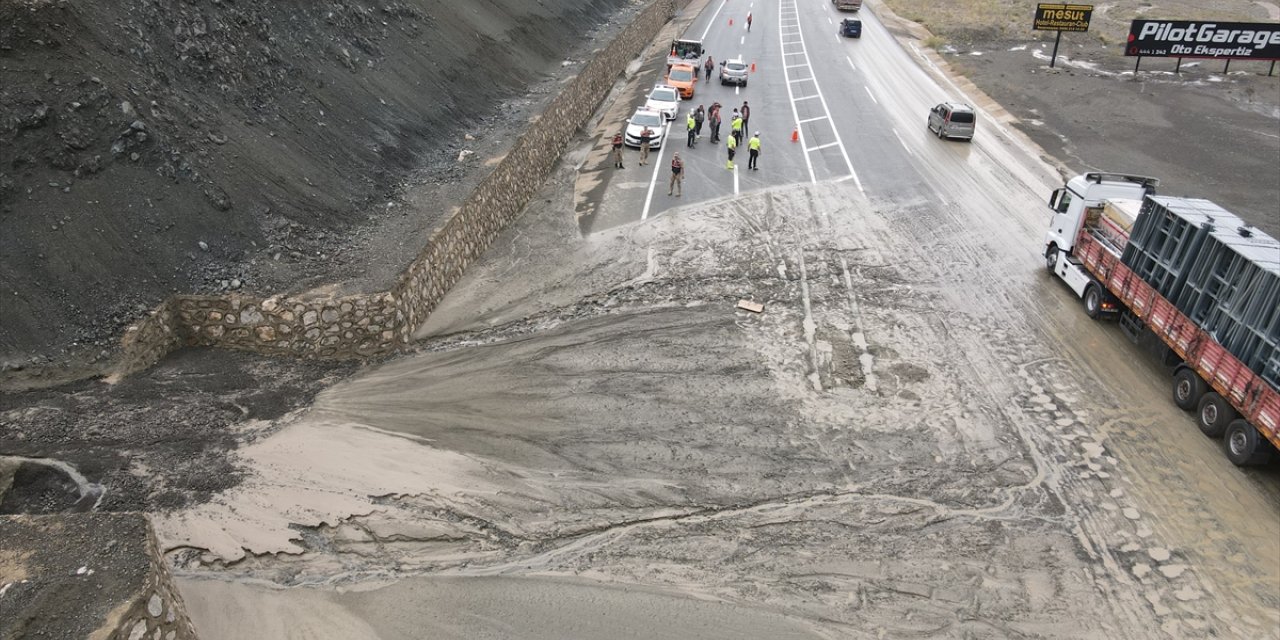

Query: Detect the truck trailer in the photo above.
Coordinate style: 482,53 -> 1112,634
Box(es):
1044,172 -> 1280,466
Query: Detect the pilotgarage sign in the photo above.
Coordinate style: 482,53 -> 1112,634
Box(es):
1033,4 -> 1093,32
1126,21 -> 1280,60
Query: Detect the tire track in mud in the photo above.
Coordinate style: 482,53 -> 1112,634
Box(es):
872,178 -> 1260,637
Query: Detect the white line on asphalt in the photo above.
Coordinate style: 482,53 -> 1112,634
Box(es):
797,115 -> 828,124
779,0 -> 862,191
700,0 -> 727,41
785,63 -> 806,69
863,85 -> 878,104
891,128 -> 914,156
806,141 -> 838,152
827,17 -> 833,24
789,77 -> 814,84
740,35 -> 745,45
736,85 -> 740,95
793,94 -> 818,101
641,122 -> 674,220
733,162 -> 740,194
779,0 -> 816,183
846,56 -> 856,72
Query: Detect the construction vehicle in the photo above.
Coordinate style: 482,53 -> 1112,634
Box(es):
1044,172 -> 1280,466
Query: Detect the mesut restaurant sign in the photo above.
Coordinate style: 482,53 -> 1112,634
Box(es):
1034,4 -> 1093,32
1126,20 -> 1280,60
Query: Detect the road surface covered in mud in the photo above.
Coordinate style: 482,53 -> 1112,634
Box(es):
155,0 -> 1279,637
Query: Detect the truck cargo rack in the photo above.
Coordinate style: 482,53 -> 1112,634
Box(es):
1076,229 -> 1280,445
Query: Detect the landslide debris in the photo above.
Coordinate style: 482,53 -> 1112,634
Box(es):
0,0 -> 630,366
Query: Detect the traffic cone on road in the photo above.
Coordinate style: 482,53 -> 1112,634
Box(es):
729,18 -> 733,26
751,62 -> 756,72
791,128 -> 799,143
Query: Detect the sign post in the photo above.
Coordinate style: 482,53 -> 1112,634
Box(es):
1033,4 -> 1095,68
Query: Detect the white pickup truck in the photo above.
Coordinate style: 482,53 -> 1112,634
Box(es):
667,39 -> 703,68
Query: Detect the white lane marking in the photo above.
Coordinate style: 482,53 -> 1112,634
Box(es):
863,85 -> 878,104
891,128 -> 914,156
779,0 -> 816,183
785,63 -> 807,69
797,115 -> 828,124
700,0 -> 727,41
641,121 -> 674,220
736,85 -> 740,95
740,35 -> 745,45
793,94 -> 819,101
779,0 -> 862,191
828,17 -> 833,24
806,141 -> 839,152
788,77 -> 814,84
733,162 -> 740,194
846,56 -> 856,72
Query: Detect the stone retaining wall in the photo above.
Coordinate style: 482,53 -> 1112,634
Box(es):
105,522 -> 199,640
103,0 -> 676,378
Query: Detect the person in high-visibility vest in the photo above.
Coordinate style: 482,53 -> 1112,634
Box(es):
730,112 -> 744,144
726,133 -> 737,170
686,112 -> 697,148
748,132 -> 761,170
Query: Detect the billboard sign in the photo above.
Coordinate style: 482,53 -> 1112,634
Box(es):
1126,20 -> 1280,60
1034,4 -> 1093,32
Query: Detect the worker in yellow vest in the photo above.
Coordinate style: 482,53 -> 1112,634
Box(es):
747,132 -> 761,170
726,133 -> 737,170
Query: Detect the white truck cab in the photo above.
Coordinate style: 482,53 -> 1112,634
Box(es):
1044,172 -> 1158,261
1043,173 -> 1158,313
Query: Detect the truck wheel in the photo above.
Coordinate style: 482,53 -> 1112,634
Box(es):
1044,245 -> 1059,272
1083,285 -> 1103,319
1172,367 -> 1207,411
1223,419 -> 1274,466
1196,392 -> 1237,438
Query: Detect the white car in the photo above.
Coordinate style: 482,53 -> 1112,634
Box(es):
624,108 -> 666,149
644,85 -> 681,120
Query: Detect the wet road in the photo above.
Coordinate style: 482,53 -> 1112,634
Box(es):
169,0 -> 1280,638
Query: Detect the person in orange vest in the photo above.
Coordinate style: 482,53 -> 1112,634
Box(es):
668,153 -> 684,196
610,132 -> 624,169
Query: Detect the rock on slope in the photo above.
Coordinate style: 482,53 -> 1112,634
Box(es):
0,0 -> 629,364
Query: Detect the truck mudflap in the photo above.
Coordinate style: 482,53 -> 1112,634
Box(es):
1074,229 -> 1280,452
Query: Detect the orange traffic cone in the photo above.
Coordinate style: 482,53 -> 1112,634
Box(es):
791,128 -> 799,143
729,18 -> 733,26
751,62 -> 756,72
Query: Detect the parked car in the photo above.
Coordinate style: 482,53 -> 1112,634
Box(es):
624,108 -> 666,148
719,58 -> 749,86
927,102 -> 976,141
645,85 -> 681,120
839,18 -> 862,38
665,63 -> 698,99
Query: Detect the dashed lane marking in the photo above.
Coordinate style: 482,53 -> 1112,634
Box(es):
864,85 -> 878,104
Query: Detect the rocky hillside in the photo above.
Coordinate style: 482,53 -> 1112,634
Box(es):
0,0 -> 631,365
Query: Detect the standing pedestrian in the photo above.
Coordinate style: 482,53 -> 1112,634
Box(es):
747,12 -> 753,32
740,101 -> 751,134
639,126 -> 654,165
704,56 -> 715,81
748,131 -> 761,170
611,132 -> 624,169
669,152 -> 684,196
709,102 -> 722,143
730,110 -> 744,145
686,111 -> 697,147
694,105 -> 705,139
726,133 -> 737,170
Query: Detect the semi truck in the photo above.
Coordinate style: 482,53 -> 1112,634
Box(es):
833,0 -> 863,11
1044,172 -> 1280,466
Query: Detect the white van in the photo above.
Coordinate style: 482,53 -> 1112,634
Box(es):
927,102 -> 976,141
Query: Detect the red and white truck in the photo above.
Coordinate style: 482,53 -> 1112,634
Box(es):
1044,172 -> 1280,466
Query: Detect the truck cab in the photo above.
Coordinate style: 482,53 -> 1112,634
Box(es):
1044,172 -> 1158,264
